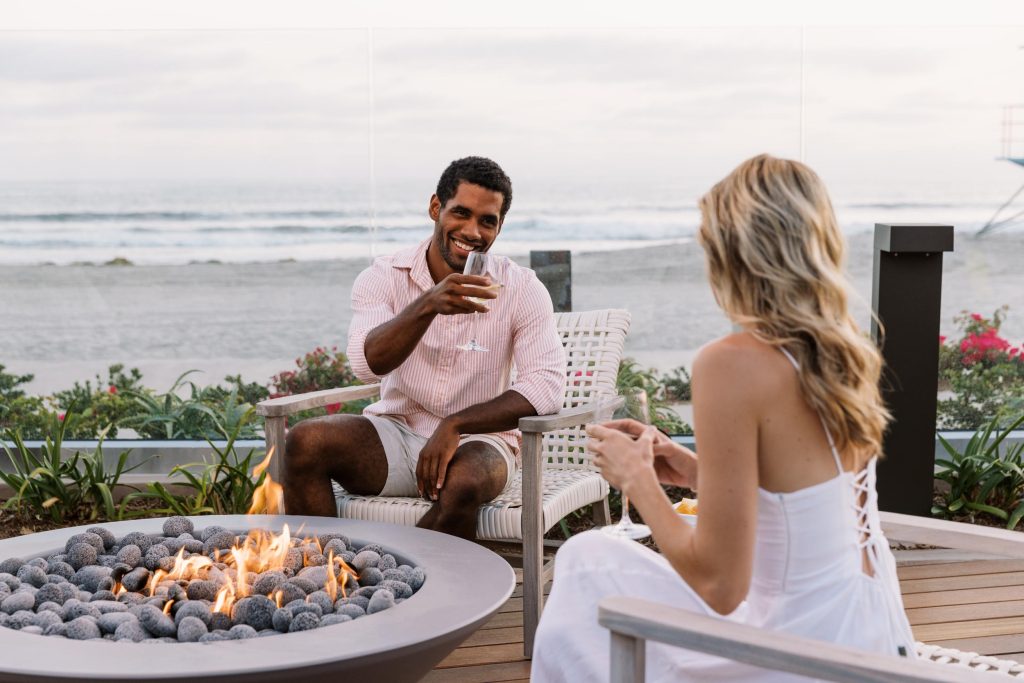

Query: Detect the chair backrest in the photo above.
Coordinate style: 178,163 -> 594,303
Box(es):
543,309 -> 631,470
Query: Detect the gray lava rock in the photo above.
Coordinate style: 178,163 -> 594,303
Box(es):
0,573 -> 18,590
0,559 -> 23,576
114,620 -> 151,642
66,616 -> 101,640
163,516 -> 194,537
57,582 -> 78,603
305,590 -> 334,615
342,595 -> 370,611
64,532 -> 103,555
1,591 -> 35,615
143,544 -> 170,571
118,592 -> 145,607
87,526 -> 117,551
271,582 -> 304,606
33,582 -> 65,608
121,567 -> 151,593
340,550 -> 356,564
167,583 -> 187,604
228,624 -> 258,639
31,610 -> 63,630
162,538 -> 204,555
297,566 -> 328,587
357,543 -> 385,556
91,600 -> 128,614
287,577 -> 317,595
138,605 -> 177,638
96,555 -> 118,569
351,550 -> 380,572
156,556 -> 177,573
284,548 -> 303,573
174,601 -> 212,626
16,565 -> 47,589
319,613 -> 353,627
73,565 -> 113,593
366,589 -> 395,615
47,561 -> 76,581
98,611 -> 138,634
209,611 -> 232,631
0,612 -> 8,628
202,531 -> 237,556
199,631 -> 228,642
176,615 -> 207,642
358,567 -> 383,587
271,607 -> 292,632
234,595 -> 275,631
63,599 -> 101,621
8,610 -> 35,629
20,625 -> 43,635
334,603 -> 365,619
45,574 -> 67,585
91,590 -> 116,602
0,584 -> 8,602
352,586 -> 379,600
66,543 -> 97,571
37,601 -> 62,614
318,533 -> 349,549
377,554 -> 398,572
322,539 -> 348,557
286,601 -> 322,619
302,549 -> 326,567
408,567 -> 425,591
43,622 -> 66,637
26,556 -> 45,569
198,525 -> 228,543
118,531 -> 155,553
252,571 -> 287,596
116,544 -> 142,568
288,611 -> 320,632
379,579 -> 413,600
185,580 -> 219,602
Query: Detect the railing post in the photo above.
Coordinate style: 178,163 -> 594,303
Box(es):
871,223 -> 954,515
530,250 -> 572,312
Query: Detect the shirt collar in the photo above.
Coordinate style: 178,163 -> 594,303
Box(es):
392,237 -> 436,291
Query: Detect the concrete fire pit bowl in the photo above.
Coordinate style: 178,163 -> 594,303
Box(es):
0,515 -> 515,682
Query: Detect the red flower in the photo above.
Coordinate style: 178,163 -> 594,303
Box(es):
971,313 -> 984,322
108,386 -> 117,394
58,413 -> 65,421
325,403 -> 341,415
939,335 -> 947,344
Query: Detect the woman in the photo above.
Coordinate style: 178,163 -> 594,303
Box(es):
531,154 -> 916,682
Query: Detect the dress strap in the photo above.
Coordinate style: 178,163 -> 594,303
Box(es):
778,347 -> 844,476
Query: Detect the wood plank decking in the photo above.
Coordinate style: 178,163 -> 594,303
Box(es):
425,557 -> 1024,682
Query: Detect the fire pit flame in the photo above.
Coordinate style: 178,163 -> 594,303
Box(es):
247,446 -> 283,516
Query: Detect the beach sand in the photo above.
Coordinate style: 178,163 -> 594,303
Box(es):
2,232 -> 1023,396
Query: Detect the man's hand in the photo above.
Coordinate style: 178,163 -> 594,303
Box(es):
602,418 -> 698,490
422,273 -> 497,316
416,420 -> 461,500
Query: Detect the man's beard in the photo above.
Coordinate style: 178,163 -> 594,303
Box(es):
437,230 -> 468,273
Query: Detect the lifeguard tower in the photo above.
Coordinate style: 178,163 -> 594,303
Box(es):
979,104 -> 1024,235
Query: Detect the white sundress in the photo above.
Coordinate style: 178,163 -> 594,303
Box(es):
531,349 -> 917,682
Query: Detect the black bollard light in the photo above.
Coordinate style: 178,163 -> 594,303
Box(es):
871,223 -> 954,516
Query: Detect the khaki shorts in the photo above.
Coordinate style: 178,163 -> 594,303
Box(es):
364,415 -> 518,497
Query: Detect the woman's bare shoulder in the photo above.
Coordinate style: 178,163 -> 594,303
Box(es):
694,333 -> 792,389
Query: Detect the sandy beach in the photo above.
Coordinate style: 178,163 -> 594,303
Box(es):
2,232 -> 1023,397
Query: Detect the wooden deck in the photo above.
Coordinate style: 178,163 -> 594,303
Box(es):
425,555 -> 1024,681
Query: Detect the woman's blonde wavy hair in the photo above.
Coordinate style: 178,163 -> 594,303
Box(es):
697,154 -> 889,465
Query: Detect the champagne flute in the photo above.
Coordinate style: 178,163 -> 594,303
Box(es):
456,251 -> 493,352
600,388 -> 652,540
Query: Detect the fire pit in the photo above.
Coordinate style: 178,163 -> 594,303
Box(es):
0,515 -> 514,682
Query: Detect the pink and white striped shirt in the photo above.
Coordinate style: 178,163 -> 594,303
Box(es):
347,238 -> 566,456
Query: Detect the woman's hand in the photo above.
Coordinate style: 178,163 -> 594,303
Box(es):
601,419 -> 698,490
585,422 -> 659,498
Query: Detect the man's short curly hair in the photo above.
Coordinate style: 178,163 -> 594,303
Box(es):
435,156 -> 513,219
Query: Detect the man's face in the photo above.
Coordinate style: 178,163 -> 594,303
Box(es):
428,182 -> 504,275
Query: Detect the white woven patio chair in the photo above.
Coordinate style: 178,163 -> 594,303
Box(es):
256,308 -> 632,657
599,512 -> 1024,682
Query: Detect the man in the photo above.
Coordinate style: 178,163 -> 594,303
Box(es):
284,156 -> 566,539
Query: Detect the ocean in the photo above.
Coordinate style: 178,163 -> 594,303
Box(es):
0,180 -> 1015,266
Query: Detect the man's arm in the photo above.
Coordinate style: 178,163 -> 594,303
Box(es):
362,272 -> 496,376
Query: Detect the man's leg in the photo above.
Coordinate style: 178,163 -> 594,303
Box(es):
283,414 -> 389,517
416,441 -> 509,539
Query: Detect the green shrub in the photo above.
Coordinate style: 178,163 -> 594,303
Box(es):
933,412 -> 1024,528
659,365 -> 692,402
0,411 -> 147,522
271,346 -> 370,422
49,364 -> 147,439
124,407 -> 267,516
616,358 -> 691,435
937,308 -> 1024,430
0,365 -> 51,439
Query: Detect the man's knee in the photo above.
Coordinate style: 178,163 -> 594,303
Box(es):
285,415 -> 356,469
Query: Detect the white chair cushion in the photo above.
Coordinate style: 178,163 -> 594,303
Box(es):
334,468 -> 610,542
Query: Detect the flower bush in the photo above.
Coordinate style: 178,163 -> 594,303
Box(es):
937,307 -> 1024,430
271,346 -> 369,419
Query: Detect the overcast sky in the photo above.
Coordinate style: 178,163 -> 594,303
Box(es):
1,25 -> 1023,202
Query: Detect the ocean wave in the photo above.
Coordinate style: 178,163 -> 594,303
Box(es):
0,210 -> 364,222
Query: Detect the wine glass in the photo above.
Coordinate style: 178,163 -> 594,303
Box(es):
599,388 -> 652,540
456,251 -> 495,352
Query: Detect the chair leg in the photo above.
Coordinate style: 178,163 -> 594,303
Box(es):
521,432 -> 544,658
593,496 -> 612,526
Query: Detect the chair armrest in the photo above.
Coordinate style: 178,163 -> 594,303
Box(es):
255,384 -> 381,418
598,596 -> 993,683
518,396 -> 625,433
880,511 -> 1024,559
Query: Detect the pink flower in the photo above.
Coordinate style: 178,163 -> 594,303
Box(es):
108,385 -> 117,394
58,413 -> 65,421
971,313 -> 983,322
939,335 -> 947,344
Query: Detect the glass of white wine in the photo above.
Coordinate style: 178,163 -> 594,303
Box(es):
456,251 -> 498,352
599,388 -> 652,540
